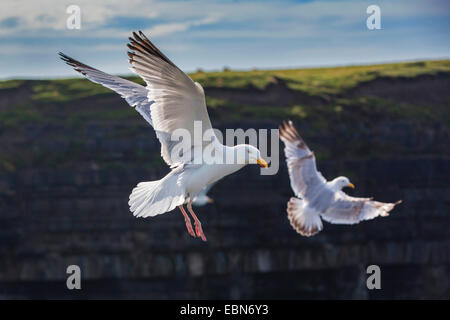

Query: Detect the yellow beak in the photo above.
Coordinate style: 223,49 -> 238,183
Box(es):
348,182 -> 355,189
257,158 -> 268,168
207,198 -> 214,204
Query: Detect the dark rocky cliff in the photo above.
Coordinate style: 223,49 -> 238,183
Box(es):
0,68 -> 449,299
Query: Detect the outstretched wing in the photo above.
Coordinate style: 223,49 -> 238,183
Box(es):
279,120 -> 327,201
321,192 -> 402,224
127,31 -> 216,167
59,53 -> 154,126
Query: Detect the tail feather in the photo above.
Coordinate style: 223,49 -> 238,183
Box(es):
128,173 -> 185,218
287,197 -> 323,237
129,181 -> 159,212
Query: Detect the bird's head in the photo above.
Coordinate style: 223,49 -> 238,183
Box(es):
231,144 -> 268,167
331,176 -> 355,191
244,145 -> 268,168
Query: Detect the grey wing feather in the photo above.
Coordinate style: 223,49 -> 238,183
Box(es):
135,103 -> 154,126
59,52 -> 154,127
279,120 -> 327,201
127,31 -> 216,167
321,192 -> 402,224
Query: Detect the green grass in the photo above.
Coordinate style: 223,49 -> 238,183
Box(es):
0,59 -> 448,169
18,59 -> 450,105
191,59 -> 450,97
0,79 -> 24,90
25,59 -> 448,103
0,59 -> 449,129
31,78 -> 114,103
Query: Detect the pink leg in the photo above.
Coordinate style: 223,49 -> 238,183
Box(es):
187,199 -> 207,242
179,205 -> 195,237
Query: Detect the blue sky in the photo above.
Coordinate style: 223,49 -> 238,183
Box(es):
0,0 -> 449,79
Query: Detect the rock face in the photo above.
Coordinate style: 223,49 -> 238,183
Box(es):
0,74 -> 449,299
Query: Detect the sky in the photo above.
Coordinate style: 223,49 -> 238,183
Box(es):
0,0 -> 449,79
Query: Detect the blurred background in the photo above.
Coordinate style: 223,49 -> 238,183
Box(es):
0,0 -> 449,299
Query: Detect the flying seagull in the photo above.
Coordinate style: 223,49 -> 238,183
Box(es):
60,31 -> 268,242
59,48 -> 215,207
279,120 -> 401,237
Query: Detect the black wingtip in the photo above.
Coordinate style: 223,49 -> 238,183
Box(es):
127,30 -> 177,68
58,52 -> 74,64
139,30 -> 150,41
58,52 -> 68,60
57,52 -> 96,76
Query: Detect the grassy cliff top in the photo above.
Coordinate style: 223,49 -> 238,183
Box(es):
0,59 -> 448,171
191,59 -> 450,96
1,59 -> 447,100
1,59 -> 449,125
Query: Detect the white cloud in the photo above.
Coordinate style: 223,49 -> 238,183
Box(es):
0,0 -> 448,78
0,0 -> 447,38
143,16 -> 220,37
0,0 -> 157,32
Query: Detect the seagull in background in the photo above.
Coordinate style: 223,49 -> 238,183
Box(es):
60,31 -> 268,242
192,183 -> 215,206
279,120 -> 401,237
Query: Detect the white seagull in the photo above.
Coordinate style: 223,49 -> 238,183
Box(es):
60,31 -> 268,241
279,121 -> 401,237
